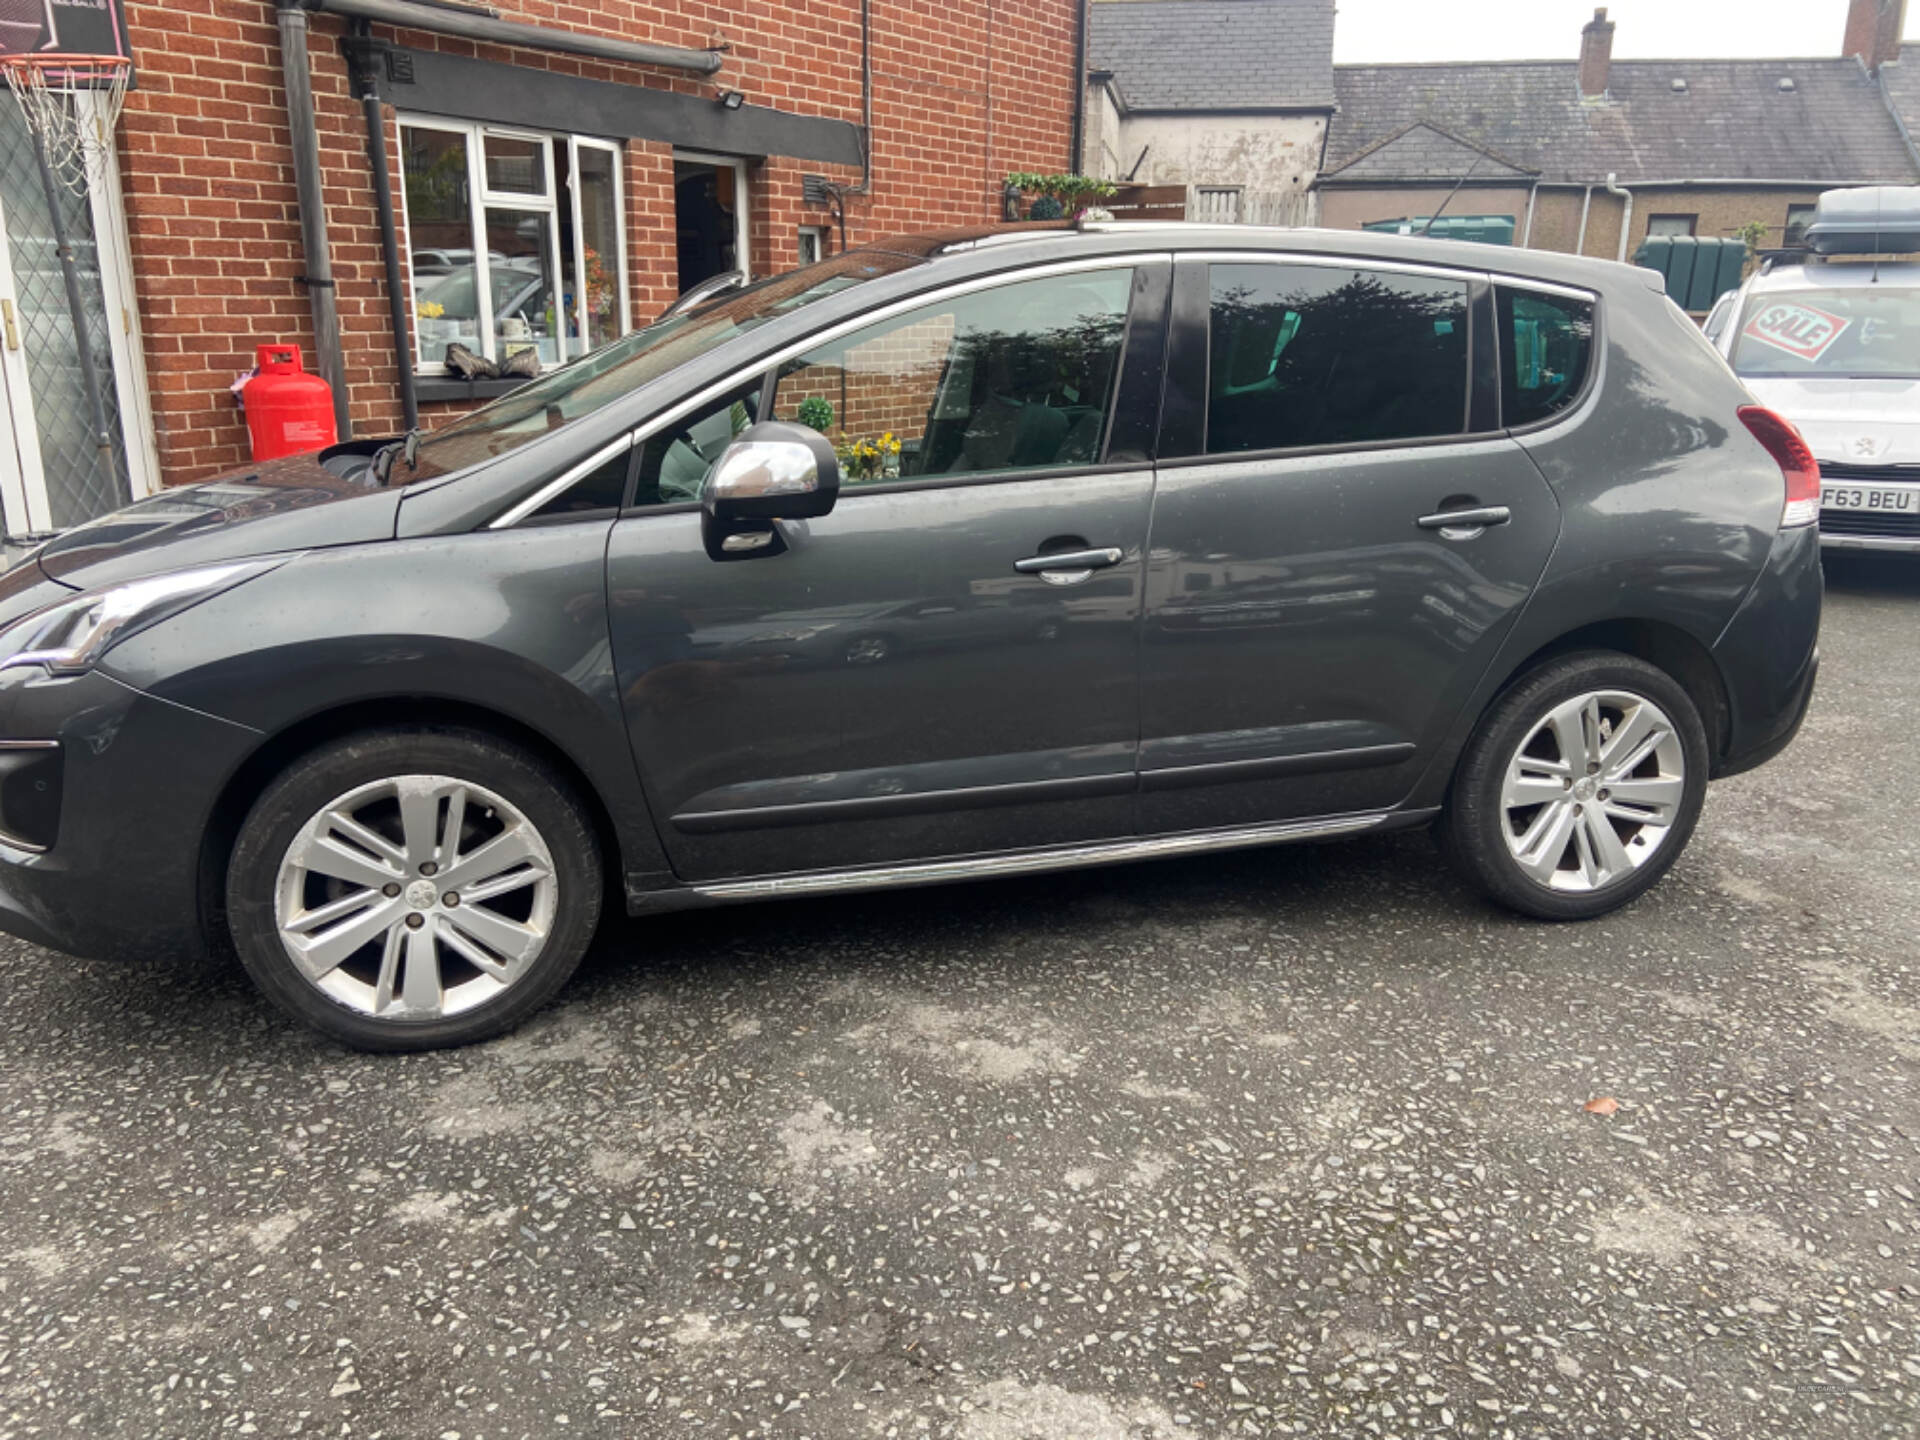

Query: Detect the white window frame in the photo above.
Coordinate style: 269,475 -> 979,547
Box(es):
673,149 -> 752,285
797,224 -> 826,267
567,136 -> 631,357
396,114 -> 630,377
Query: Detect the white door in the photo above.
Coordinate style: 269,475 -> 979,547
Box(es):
0,92 -> 156,540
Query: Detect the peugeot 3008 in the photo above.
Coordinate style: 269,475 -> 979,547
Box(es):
0,224 -> 1821,1050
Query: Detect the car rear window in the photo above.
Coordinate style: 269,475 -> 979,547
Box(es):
1205,263 -> 1470,454
1497,285 -> 1595,428
1729,285 -> 1920,380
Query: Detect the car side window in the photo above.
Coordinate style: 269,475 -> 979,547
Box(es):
1205,262 -> 1469,454
1497,286 -> 1595,428
770,269 -> 1133,484
631,380 -> 764,508
522,447 -> 632,523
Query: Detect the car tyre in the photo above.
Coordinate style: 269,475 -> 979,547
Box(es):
1441,651 -> 1708,920
226,727 -> 603,1051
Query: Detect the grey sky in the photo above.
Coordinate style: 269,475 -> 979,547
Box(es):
1332,0 -> 1920,64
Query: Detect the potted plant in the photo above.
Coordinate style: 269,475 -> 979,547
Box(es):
1004,172 -> 1118,221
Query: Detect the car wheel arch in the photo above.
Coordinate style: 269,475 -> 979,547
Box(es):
195,696 -> 627,963
1490,619 -> 1732,767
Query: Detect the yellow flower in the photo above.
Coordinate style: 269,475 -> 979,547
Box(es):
419,300 -> 445,319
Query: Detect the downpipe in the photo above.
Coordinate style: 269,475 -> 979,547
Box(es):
1606,171 -> 1634,263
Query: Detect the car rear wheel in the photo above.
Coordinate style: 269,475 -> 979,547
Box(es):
226,728 -> 602,1051
1441,651 -> 1708,920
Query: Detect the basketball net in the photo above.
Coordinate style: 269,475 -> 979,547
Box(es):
1,53 -> 131,195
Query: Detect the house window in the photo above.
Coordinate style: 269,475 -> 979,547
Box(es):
399,117 -> 629,375
797,226 -> 827,267
1784,203 -> 1816,247
1646,214 -> 1697,238
1195,187 -> 1243,224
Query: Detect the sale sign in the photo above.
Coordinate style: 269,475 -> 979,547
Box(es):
1741,300 -> 1851,362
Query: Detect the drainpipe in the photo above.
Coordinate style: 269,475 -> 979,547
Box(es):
1069,0 -> 1088,173
1574,183 -> 1593,256
1605,170 -> 1633,262
1520,179 -> 1540,248
311,0 -> 724,72
345,22 -> 418,434
276,1 -> 352,441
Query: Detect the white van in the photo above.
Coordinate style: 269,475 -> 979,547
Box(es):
1709,187 -> 1920,553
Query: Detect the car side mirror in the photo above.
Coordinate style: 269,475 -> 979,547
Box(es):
700,422 -> 839,560
702,421 -> 841,524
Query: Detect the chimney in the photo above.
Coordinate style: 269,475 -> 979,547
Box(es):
1579,7 -> 1616,98
1843,0 -> 1908,73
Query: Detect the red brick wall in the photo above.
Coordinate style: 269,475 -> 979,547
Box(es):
119,0 -> 1083,486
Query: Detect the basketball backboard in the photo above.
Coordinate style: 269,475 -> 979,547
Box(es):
0,0 -> 134,85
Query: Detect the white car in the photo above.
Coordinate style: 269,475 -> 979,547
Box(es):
1710,188 -> 1920,552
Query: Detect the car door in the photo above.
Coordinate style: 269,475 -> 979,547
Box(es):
1136,254 -> 1572,832
605,257 -> 1171,881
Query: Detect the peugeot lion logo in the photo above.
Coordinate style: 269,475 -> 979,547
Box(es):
1850,435 -> 1888,459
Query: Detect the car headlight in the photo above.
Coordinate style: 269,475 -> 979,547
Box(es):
0,557 -> 291,677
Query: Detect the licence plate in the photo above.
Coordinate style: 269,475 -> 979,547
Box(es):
1821,485 -> 1918,513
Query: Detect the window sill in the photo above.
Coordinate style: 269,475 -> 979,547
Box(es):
415,375 -> 536,405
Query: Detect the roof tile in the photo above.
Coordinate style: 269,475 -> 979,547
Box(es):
1090,0 -> 1336,111
1326,56 -> 1920,185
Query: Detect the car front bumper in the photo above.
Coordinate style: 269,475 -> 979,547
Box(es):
0,666 -> 260,964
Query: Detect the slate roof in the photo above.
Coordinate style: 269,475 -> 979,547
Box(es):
1324,56 -> 1920,186
1324,122 -> 1538,182
1883,46 -> 1920,143
1088,0 -> 1336,112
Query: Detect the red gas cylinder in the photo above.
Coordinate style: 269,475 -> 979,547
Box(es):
243,344 -> 337,461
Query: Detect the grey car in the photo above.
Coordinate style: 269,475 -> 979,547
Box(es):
0,223 -> 1821,1050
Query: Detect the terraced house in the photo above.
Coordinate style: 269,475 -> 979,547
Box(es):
0,0 -> 1089,543
1318,3 -> 1920,265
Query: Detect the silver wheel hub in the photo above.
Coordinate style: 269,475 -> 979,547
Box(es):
273,774 -> 558,1020
1500,689 -> 1685,894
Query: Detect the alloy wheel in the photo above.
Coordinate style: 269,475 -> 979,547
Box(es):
1499,689 -> 1686,893
272,774 -> 558,1020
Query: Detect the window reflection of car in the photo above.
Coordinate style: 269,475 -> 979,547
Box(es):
410,248 -> 477,277
412,257 -> 551,334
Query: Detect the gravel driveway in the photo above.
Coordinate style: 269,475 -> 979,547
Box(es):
1,556 -> 1915,1439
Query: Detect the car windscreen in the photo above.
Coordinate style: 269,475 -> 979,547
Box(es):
1730,284 -> 1920,380
404,249 -> 923,482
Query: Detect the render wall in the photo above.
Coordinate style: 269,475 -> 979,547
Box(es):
1114,111 -> 1325,224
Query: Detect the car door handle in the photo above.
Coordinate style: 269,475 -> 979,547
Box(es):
1013,547 -> 1125,574
1416,506 -> 1511,534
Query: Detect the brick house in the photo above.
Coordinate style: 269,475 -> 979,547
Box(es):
1317,4 -> 1920,271
0,0 -> 1087,542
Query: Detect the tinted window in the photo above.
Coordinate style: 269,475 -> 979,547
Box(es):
524,447 -> 630,522
1498,286 -> 1595,427
1205,263 -> 1469,454
633,380 -> 764,508
771,269 -> 1132,484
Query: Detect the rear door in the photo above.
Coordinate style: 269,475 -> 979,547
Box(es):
1136,255 -> 1580,832
605,258 -> 1171,880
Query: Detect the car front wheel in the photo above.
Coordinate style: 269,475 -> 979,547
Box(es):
226,728 -> 603,1051
1441,651 -> 1709,920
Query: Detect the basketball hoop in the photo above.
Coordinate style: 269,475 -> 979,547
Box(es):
1,51 -> 131,194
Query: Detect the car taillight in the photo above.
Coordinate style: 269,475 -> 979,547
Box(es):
1738,405 -> 1821,528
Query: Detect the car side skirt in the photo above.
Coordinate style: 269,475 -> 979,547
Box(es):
625,805 -> 1440,913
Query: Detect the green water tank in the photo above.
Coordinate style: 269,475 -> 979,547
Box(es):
1632,235 -> 1748,311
